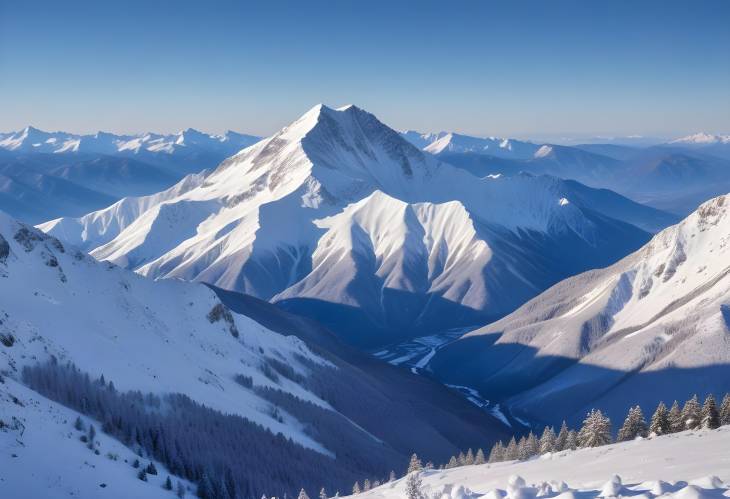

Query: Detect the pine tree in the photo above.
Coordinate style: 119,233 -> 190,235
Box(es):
363,479 -> 371,492
526,431 -> 539,457
389,471 -> 397,482
407,453 -> 422,474
197,475 -> 214,499
164,476 -> 173,490
474,448 -> 486,465
668,400 -> 683,433
137,469 -> 147,482
701,394 -> 720,429
405,471 -> 424,499
446,455 -> 458,468
617,406 -> 648,441
298,488 -> 310,499
539,426 -> 556,454
457,451 -> 466,466
320,487 -> 327,499
176,481 -> 186,498
565,430 -> 578,450
504,436 -> 518,460
465,448 -> 475,465
488,441 -> 504,463
649,401 -> 671,436
517,436 -> 528,460
132,458 -> 140,469
554,421 -> 569,451
578,409 -> 612,448
146,462 -> 158,475
720,394 -> 730,426
74,416 -> 85,432
352,482 -> 361,495
681,395 -> 701,430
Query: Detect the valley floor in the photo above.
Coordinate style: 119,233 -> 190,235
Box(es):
357,426 -> 730,499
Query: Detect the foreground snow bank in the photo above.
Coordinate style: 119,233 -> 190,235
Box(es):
357,426 -> 730,499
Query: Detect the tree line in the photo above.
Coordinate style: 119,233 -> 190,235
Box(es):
443,393 -> 730,467
21,360 -> 394,499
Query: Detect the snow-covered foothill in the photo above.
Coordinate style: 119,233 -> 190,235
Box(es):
354,427 -> 730,499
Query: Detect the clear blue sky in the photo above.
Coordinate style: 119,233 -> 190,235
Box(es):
1,0 -> 728,139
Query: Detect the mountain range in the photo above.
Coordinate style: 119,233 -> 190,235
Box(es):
404,130 -> 730,215
39,104 -> 679,347
429,193 -> 730,427
0,127 -> 261,223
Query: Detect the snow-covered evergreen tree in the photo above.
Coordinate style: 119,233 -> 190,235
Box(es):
363,479 -> 371,492
578,409 -> 612,448
617,406 -> 648,441
555,421 -> 569,451
517,436 -> 529,460
298,488 -> 310,499
474,448 -> 486,465
352,482 -> 361,495
389,471 -> 396,482
668,400 -> 683,433
649,401 -> 671,436
526,431 -> 539,457
488,441 -> 504,463
407,453 -> 422,474
319,487 -> 327,499
539,426 -> 556,454
446,456 -> 458,469
504,437 -> 518,460
464,448 -> 474,465
681,394 -> 701,430
457,451 -> 466,466
566,430 -> 578,450
701,394 -> 720,429
405,471 -> 424,499
164,476 -> 173,491
74,416 -> 85,432
720,394 -> 730,426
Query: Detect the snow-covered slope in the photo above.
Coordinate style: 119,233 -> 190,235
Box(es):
402,131 -> 540,159
41,105 -> 661,346
356,427 -> 730,499
0,210 -> 510,497
0,210 -> 330,448
430,194 -> 730,426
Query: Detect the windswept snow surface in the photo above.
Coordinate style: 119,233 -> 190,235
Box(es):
431,194 -> 730,426
354,427 -> 730,499
42,105 -> 657,346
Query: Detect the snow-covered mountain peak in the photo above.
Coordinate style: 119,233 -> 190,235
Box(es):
534,145 -> 554,158
670,132 -> 730,145
429,192 -> 730,426
41,105 -> 661,345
